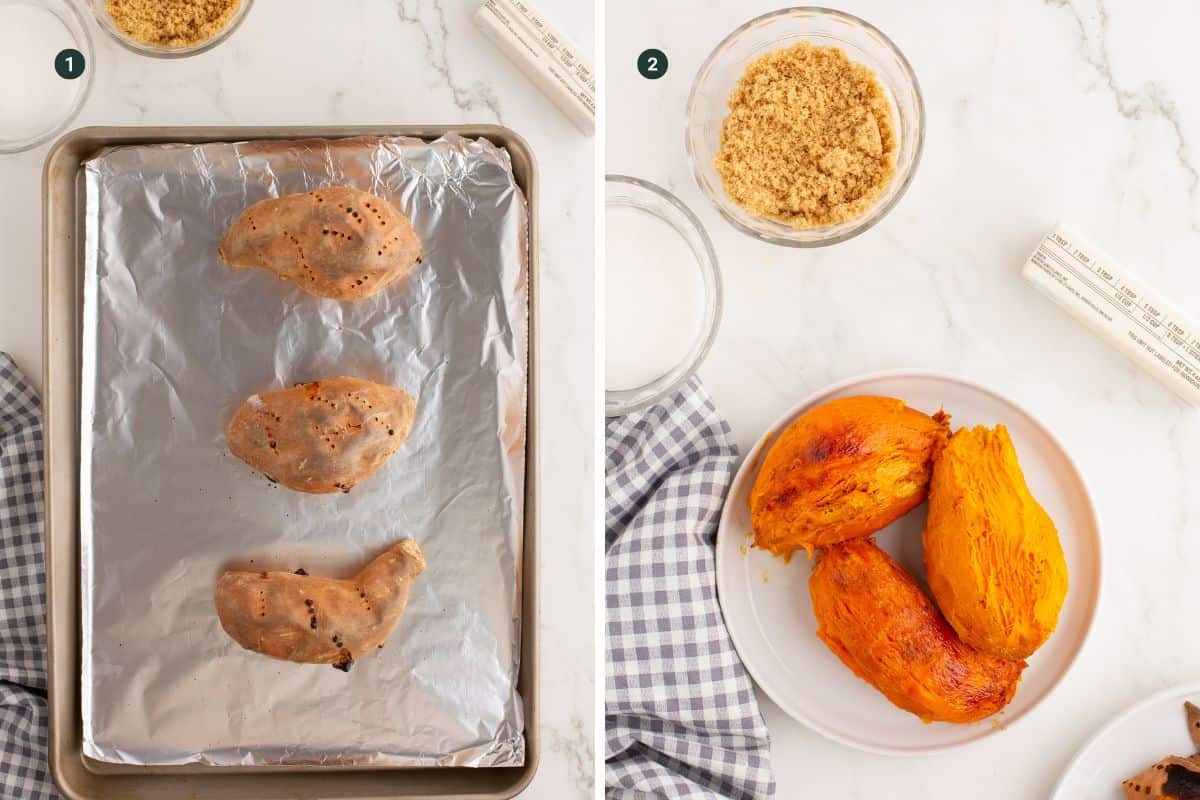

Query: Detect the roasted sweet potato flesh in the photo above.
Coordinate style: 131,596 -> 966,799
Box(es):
750,396 -> 950,557
809,538 -> 1025,723
924,425 -> 1068,661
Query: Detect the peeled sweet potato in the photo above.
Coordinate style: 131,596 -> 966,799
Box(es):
809,538 -> 1025,723
923,425 -> 1067,661
227,376 -> 416,494
218,186 -> 422,300
749,396 -> 950,557
1123,756 -> 1200,799
215,539 -> 425,671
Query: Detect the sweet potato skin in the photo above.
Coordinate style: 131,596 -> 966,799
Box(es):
1122,755 -> 1200,799
923,425 -> 1068,661
750,396 -> 950,557
227,376 -> 416,494
1187,701 -> 1200,751
218,186 -> 422,300
215,539 -> 425,670
809,538 -> 1025,723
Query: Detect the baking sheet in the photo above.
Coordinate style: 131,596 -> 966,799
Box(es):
79,134 -> 527,767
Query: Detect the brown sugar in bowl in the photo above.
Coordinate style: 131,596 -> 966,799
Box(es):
90,0 -> 253,57
687,7 -> 925,247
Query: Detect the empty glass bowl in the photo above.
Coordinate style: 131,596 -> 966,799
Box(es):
605,175 -> 722,417
686,7 -> 924,247
0,0 -> 93,153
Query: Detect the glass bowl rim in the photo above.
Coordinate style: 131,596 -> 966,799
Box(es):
685,5 -> 926,248
605,174 -> 724,417
0,0 -> 95,154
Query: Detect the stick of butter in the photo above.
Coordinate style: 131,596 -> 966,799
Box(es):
475,0 -> 595,133
1023,226 -> 1200,406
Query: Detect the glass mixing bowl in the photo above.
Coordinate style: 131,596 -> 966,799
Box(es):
686,7 -> 924,247
0,0 -> 93,154
605,175 -> 722,417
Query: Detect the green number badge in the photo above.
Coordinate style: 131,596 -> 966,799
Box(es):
55,48 -> 85,80
637,49 -> 668,80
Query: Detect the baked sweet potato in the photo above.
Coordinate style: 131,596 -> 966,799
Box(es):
1187,701 -> 1200,751
215,539 -> 425,671
809,538 -> 1025,723
750,396 -> 950,557
1122,755 -> 1200,799
218,186 -> 422,300
227,376 -> 416,494
923,425 -> 1067,661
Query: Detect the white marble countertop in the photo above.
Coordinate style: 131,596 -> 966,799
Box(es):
609,0 -> 1200,796
0,1 -> 593,797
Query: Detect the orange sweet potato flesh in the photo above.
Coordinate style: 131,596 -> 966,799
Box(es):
924,425 -> 1068,661
227,376 -> 416,494
215,539 -> 425,671
750,396 -> 950,558
218,187 -> 422,300
809,538 -> 1025,723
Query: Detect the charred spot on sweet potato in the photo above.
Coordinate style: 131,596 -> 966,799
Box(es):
1163,763 -> 1200,797
762,485 -> 798,511
332,649 -> 354,672
802,430 -> 862,463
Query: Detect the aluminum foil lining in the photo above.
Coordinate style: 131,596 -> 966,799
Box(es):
79,135 -> 527,767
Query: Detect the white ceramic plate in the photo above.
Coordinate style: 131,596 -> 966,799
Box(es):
715,370 -> 1102,755
1053,684 -> 1200,799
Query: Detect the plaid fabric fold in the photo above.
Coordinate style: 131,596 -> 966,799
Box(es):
0,353 -> 58,799
605,377 -> 774,800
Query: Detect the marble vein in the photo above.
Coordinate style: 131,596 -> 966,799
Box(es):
1046,0 -> 1200,221
395,0 -> 504,120
544,717 -> 594,796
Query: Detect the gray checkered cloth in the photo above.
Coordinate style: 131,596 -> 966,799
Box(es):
0,354 -> 58,799
605,378 -> 774,799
